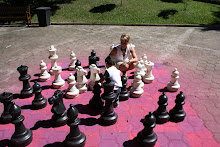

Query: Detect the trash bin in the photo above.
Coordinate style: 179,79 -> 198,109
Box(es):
36,7 -> 51,27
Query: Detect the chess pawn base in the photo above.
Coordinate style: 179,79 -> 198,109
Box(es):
153,111 -> 170,124
65,90 -> 79,99
143,76 -> 155,84
10,129 -> 33,147
52,80 -> 65,89
137,131 -> 157,147
89,98 -> 104,110
64,132 -> 86,147
20,88 -> 33,98
169,109 -> 186,123
167,83 -> 180,92
39,75 -> 50,82
52,113 -> 68,127
88,81 -> 95,91
119,93 -> 130,101
76,84 -> 87,94
32,98 -> 47,110
99,112 -> 118,126
130,88 -> 144,98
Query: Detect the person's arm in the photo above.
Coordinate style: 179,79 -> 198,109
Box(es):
109,47 -> 117,56
127,46 -> 138,64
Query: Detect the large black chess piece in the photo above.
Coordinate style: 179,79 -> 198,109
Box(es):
64,104 -> 86,147
119,73 -> 130,101
99,71 -> 118,126
153,92 -> 170,124
137,112 -> 157,147
74,59 -> 81,80
89,83 -> 104,110
17,65 -> 33,98
32,81 -> 47,110
9,102 -> 33,147
89,50 -> 100,67
169,91 -> 186,123
48,90 -> 68,127
0,92 -> 13,124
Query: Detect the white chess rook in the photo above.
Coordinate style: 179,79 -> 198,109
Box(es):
88,64 -> 100,91
49,45 -> 58,75
130,74 -> 144,98
69,51 -> 76,71
39,60 -> 51,82
76,66 -> 88,94
143,61 -> 155,84
52,65 -> 65,89
167,68 -> 180,92
66,73 -> 79,99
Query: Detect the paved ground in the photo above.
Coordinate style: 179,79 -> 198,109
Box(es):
0,24 -> 220,146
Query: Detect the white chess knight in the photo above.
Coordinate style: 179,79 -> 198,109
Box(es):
167,68 -> 180,92
52,65 -> 65,89
143,61 -> 155,84
48,45 -> 58,75
65,73 -> 79,99
39,60 -> 51,82
69,51 -> 76,71
130,74 -> 144,98
134,61 -> 145,77
76,66 -> 88,94
88,64 -> 100,91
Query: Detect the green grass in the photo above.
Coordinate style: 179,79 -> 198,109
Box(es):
1,0 -> 220,25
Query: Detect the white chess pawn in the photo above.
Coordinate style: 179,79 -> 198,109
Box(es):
143,61 -> 155,84
88,64 -> 100,91
48,45 -> 58,75
69,51 -> 76,71
52,65 -> 65,89
142,54 -> 148,71
130,74 -> 144,98
76,66 -> 88,94
65,73 -> 79,99
167,68 -> 180,92
39,60 -> 51,82
134,61 -> 145,77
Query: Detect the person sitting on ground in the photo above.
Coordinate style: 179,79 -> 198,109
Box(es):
109,34 -> 138,74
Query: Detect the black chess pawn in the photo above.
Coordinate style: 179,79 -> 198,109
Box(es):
9,102 -> 33,147
99,71 -> 118,126
169,91 -> 186,123
137,112 -> 157,147
89,83 -> 104,110
64,104 -> 86,147
153,92 -> 170,124
0,92 -> 13,124
74,60 -> 81,80
89,50 -> 100,67
17,65 -> 33,98
119,73 -> 130,101
32,81 -> 47,110
48,90 -> 68,127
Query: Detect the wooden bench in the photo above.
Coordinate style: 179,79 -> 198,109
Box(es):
0,6 -> 31,25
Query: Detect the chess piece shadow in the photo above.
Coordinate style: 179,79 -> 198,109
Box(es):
0,139 -> 10,147
83,65 -> 89,69
30,79 -> 40,82
128,75 -> 134,79
158,87 -> 175,93
123,137 -> 142,147
30,119 -> 53,130
44,142 -> 65,147
75,104 -> 101,116
21,104 -> 33,110
34,73 -> 40,77
98,65 -> 105,68
80,117 -> 98,126
42,85 -> 52,90
62,68 -> 69,71
12,93 -> 20,99
130,71 -> 135,74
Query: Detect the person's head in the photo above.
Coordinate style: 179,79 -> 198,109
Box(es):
120,34 -> 130,50
105,56 -> 115,67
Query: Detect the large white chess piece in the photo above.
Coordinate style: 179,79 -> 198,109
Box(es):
39,60 -> 51,82
134,61 -> 145,77
88,64 -> 100,91
143,61 -> 155,84
76,66 -> 88,94
65,73 -> 79,99
52,65 -> 65,89
130,74 -> 144,98
167,68 -> 180,92
48,45 -> 58,75
69,51 -> 76,71
142,54 -> 148,71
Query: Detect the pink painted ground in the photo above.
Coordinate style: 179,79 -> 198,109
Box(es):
0,60 -> 219,147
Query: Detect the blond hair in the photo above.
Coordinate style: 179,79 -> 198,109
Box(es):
120,34 -> 130,43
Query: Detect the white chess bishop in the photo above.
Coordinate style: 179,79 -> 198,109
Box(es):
134,61 -> 145,77
48,45 -> 58,75
143,61 -> 155,84
39,60 -> 51,82
167,68 -> 180,92
52,65 -> 65,89
76,66 -> 88,94
69,51 -> 76,71
65,73 -> 79,99
88,64 -> 100,91
130,74 -> 144,98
